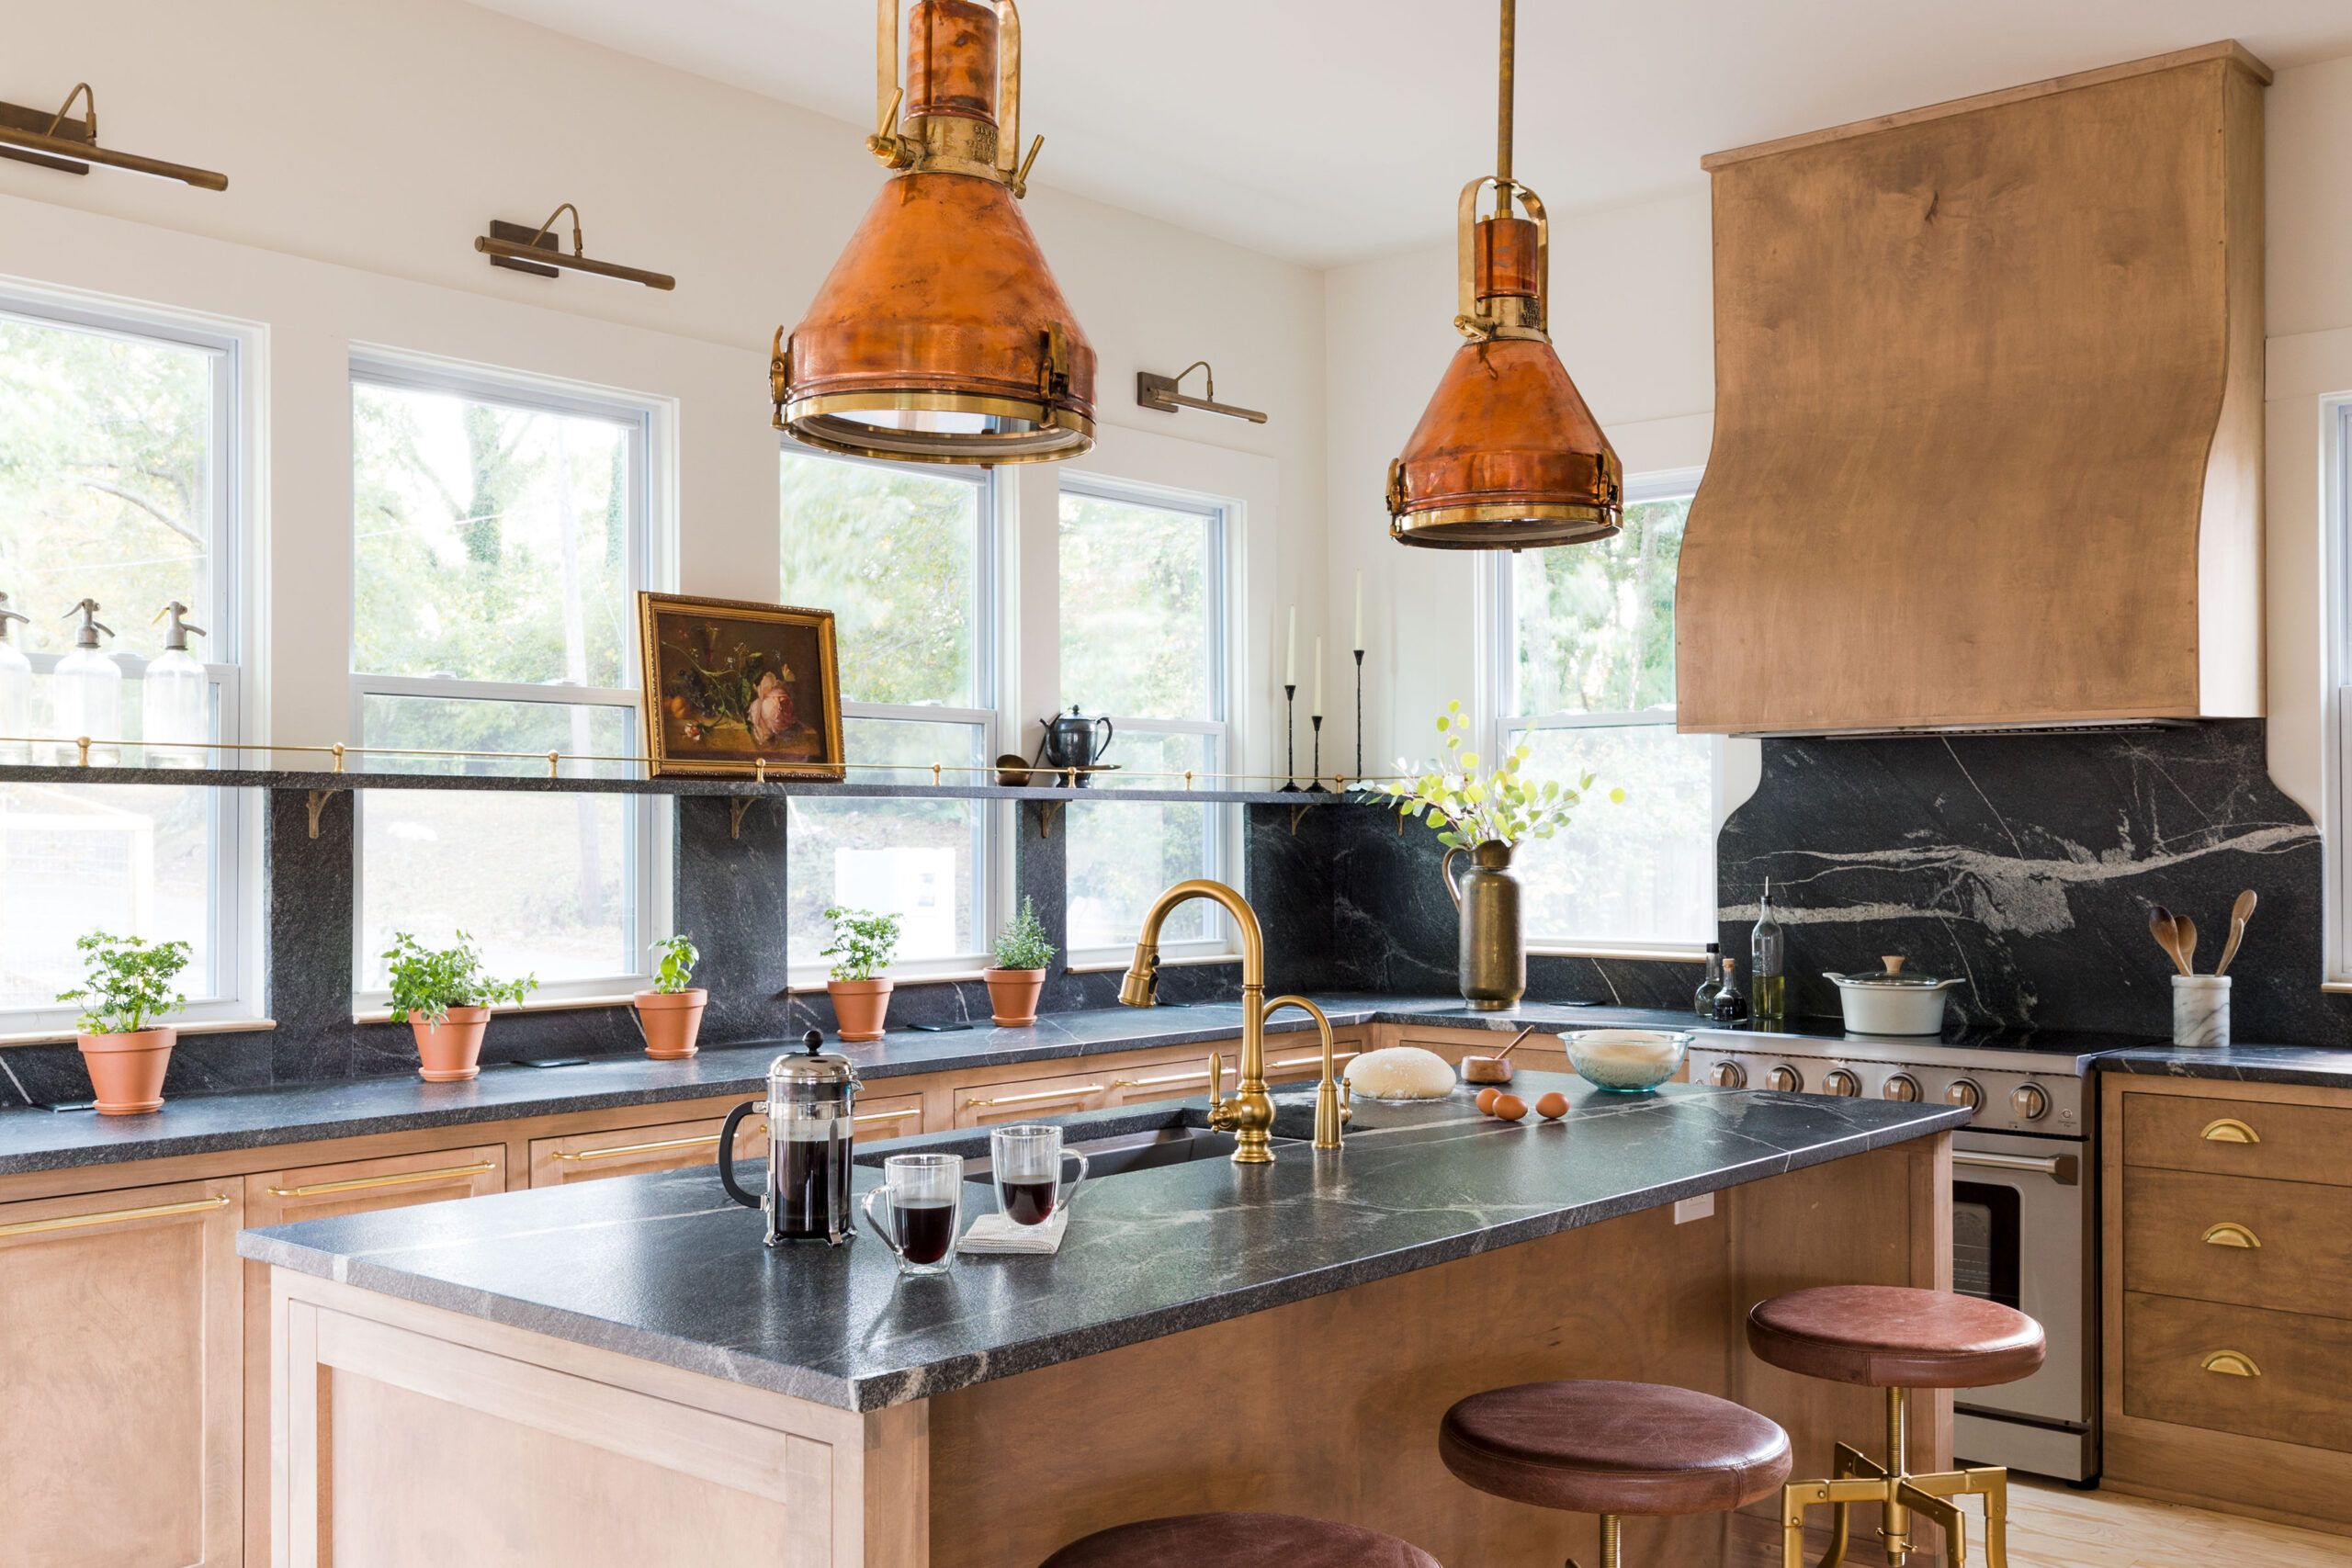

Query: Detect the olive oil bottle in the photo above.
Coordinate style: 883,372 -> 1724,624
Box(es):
1751,879 -> 1786,1023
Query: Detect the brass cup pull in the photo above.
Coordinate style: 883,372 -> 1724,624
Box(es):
2201,1349 -> 2262,1378
268,1160 -> 496,1198
2200,1117 -> 2261,1145
0,1192 -> 230,1238
551,1133 -> 723,1163
960,1084 -> 1104,1111
2201,1222 -> 2262,1249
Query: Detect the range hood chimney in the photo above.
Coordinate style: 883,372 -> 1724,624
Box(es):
1676,43 -> 2269,736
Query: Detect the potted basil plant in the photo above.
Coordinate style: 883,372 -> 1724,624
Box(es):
635,933 -> 707,1059
58,932 -> 192,1114
985,897 -> 1054,1027
383,931 -> 536,1082
820,906 -> 900,1043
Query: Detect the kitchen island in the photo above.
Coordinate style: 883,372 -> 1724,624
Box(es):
241,1071 -> 1964,1566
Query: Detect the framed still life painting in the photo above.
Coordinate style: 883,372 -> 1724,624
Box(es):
636,592 -> 845,780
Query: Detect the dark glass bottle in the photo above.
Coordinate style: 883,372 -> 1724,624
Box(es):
1693,942 -> 1724,1017
1711,955 -> 1750,1024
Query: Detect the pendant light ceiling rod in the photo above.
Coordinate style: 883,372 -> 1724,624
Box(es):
1384,0 -> 1623,551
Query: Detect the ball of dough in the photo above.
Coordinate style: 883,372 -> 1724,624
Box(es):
1343,1045 -> 1457,1100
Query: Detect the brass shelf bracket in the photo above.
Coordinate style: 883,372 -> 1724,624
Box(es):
1030,798 -> 1068,840
1288,803 -> 1313,836
728,795 -> 761,841
304,787 -> 343,840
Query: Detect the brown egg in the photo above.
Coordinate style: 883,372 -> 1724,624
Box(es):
1535,1091 -> 1569,1120
1490,1093 -> 1528,1122
1476,1087 -> 1501,1114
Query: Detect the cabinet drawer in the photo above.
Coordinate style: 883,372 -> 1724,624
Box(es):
2123,1168 -> 2352,1319
953,1068 -> 1110,1127
2122,1092 -> 2352,1187
1265,1043 -> 1361,1085
1103,1051 -> 1232,1107
529,1113 -> 766,1187
246,1144 -> 506,1224
2123,1292 -> 2352,1452
851,1092 -> 926,1143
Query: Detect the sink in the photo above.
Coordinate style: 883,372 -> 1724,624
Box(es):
962,1124 -> 1306,1182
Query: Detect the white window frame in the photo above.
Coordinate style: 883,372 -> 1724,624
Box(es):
346,354 -> 669,1005
0,290 -> 258,1031
1484,466 -> 1719,957
2324,394 -> 2352,980
1056,472 -> 1238,966
780,447 -> 1001,985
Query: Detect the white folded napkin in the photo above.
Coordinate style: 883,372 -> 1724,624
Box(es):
957,1206 -> 1070,1255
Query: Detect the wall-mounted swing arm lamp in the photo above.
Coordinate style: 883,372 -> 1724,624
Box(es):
1136,361 -> 1268,424
0,83 -> 227,190
474,203 -> 676,291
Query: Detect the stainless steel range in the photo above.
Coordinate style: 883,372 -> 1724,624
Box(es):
1689,1022 -> 2139,1483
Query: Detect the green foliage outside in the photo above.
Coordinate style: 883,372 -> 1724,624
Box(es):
381,931 -> 537,1025
1385,701 -> 1621,850
820,906 -> 901,983
1509,497 -> 1687,717
650,934 -> 699,995
991,897 -> 1055,972
57,931 -> 191,1036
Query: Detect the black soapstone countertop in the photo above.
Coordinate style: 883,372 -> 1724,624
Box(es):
237,1072 -> 1966,1411
2093,1043 -> 2352,1089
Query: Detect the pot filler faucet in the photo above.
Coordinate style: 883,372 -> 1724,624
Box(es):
1118,878 -> 1344,1163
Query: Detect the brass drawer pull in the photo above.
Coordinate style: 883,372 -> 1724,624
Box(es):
2200,1117 -> 2261,1145
552,1133 -> 722,1163
0,1192 -> 230,1238
2200,1222 -> 2262,1249
269,1161 -> 496,1198
1269,1050 -> 1362,1072
961,1084 -> 1104,1110
2201,1349 -> 2262,1378
853,1107 -> 921,1126
1111,1067 -> 1218,1089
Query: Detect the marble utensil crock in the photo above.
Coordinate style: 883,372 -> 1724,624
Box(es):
2171,975 -> 2230,1048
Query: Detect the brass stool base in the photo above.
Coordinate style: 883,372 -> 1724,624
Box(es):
1780,1390 -> 2010,1568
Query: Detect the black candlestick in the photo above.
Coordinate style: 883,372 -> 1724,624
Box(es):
1279,683 -> 1300,791
1352,648 -> 1365,784
1307,715 -> 1329,792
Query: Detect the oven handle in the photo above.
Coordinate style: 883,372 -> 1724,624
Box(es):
1954,1148 -> 2079,1187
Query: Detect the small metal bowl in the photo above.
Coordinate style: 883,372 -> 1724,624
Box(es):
995,753 -> 1035,787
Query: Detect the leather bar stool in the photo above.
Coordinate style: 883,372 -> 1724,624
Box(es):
1439,1379 -> 1793,1568
1040,1512 -> 1440,1567
1747,1285 -> 2046,1568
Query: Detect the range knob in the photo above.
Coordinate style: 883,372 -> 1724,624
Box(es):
1708,1060 -> 1748,1089
1824,1069 -> 1861,1098
1883,1074 -> 1921,1102
2011,1083 -> 2051,1121
1766,1065 -> 1804,1094
1945,1078 -> 1983,1111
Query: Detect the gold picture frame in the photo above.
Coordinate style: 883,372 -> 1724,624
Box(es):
636,592 -> 845,780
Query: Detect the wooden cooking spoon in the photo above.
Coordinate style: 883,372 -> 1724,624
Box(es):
2215,889 -> 2258,976
2176,915 -> 2200,976
2149,906 -> 2189,976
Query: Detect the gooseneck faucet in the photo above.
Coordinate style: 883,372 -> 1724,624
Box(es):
1118,878 -> 1344,1162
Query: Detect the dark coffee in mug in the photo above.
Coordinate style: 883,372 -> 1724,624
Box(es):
999,1178 -> 1057,1225
890,1198 -> 958,1264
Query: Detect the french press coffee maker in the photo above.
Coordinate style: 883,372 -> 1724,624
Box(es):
718,1031 -> 863,1246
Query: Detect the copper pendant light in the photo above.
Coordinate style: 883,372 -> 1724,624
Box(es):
1386,0 -> 1621,549
772,0 -> 1096,466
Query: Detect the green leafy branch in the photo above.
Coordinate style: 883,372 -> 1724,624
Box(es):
1380,701 -> 1623,850
58,932 -> 191,1036
650,934 -> 700,996
821,906 -> 901,983
991,897 -> 1055,972
382,931 -> 536,1025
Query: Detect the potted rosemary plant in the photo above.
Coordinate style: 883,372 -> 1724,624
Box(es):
984,897 -> 1055,1027
58,932 -> 191,1114
820,906 -> 900,1042
382,931 -> 536,1081
635,934 -> 707,1059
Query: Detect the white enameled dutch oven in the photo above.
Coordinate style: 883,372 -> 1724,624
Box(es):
1820,956 -> 1966,1036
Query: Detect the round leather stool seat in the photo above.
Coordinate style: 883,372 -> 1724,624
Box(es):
1438,1379 -> 1792,1517
1747,1285 -> 2046,1389
1040,1512 -> 1440,1568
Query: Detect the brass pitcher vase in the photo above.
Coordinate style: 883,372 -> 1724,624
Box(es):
1442,840 -> 1524,1010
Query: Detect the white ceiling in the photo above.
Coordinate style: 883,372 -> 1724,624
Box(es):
468,0 -> 2352,267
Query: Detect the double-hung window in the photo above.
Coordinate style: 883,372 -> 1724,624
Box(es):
2327,394 -> 2352,976
0,294 -> 249,1027
1057,478 -> 1234,958
780,447 -> 995,974
349,358 -> 660,999
1488,470 -> 1716,950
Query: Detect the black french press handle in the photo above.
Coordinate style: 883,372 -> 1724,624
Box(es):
717,1099 -> 764,1209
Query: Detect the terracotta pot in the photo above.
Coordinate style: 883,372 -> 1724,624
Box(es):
984,967 -> 1046,1028
634,988 -> 708,1058
77,1027 -> 176,1115
411,1006 -> 492,1082
827,978 -> 894,1043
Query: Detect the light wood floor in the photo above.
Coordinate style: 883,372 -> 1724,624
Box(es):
1724,1479 -> 2352,1565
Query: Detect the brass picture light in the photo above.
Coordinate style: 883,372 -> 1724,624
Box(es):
475,204 -> 675,291
0,83 -> 227,191
1136,361 -> 1268,425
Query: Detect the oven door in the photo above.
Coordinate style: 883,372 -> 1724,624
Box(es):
1951,1129 -> 2091,1432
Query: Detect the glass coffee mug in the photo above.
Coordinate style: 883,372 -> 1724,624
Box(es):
989,1123 -> 1090,1226
861,1153 -> 964,1275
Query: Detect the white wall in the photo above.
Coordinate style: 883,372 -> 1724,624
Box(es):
0,0 -> 1326,769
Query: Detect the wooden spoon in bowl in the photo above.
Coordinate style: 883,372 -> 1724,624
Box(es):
2215,889 -> 2258,976
1460,1024 -> 1537,1086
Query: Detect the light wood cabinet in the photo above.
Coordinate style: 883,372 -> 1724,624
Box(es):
850,1092 -> 926,1143
528,1112 -> 769,1187
1102,1051 -> 1230,1107
952,1066 -> 1113,1127
0,1177 -> 244,1567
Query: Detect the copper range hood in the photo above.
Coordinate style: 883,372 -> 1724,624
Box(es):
1386,0 -> 1621,550
772,0 -> 1095,466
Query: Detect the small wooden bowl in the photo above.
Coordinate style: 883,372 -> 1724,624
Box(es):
1459,1055 -> 1515,1085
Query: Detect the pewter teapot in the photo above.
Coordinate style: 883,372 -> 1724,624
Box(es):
1037,705 -> 1114,782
